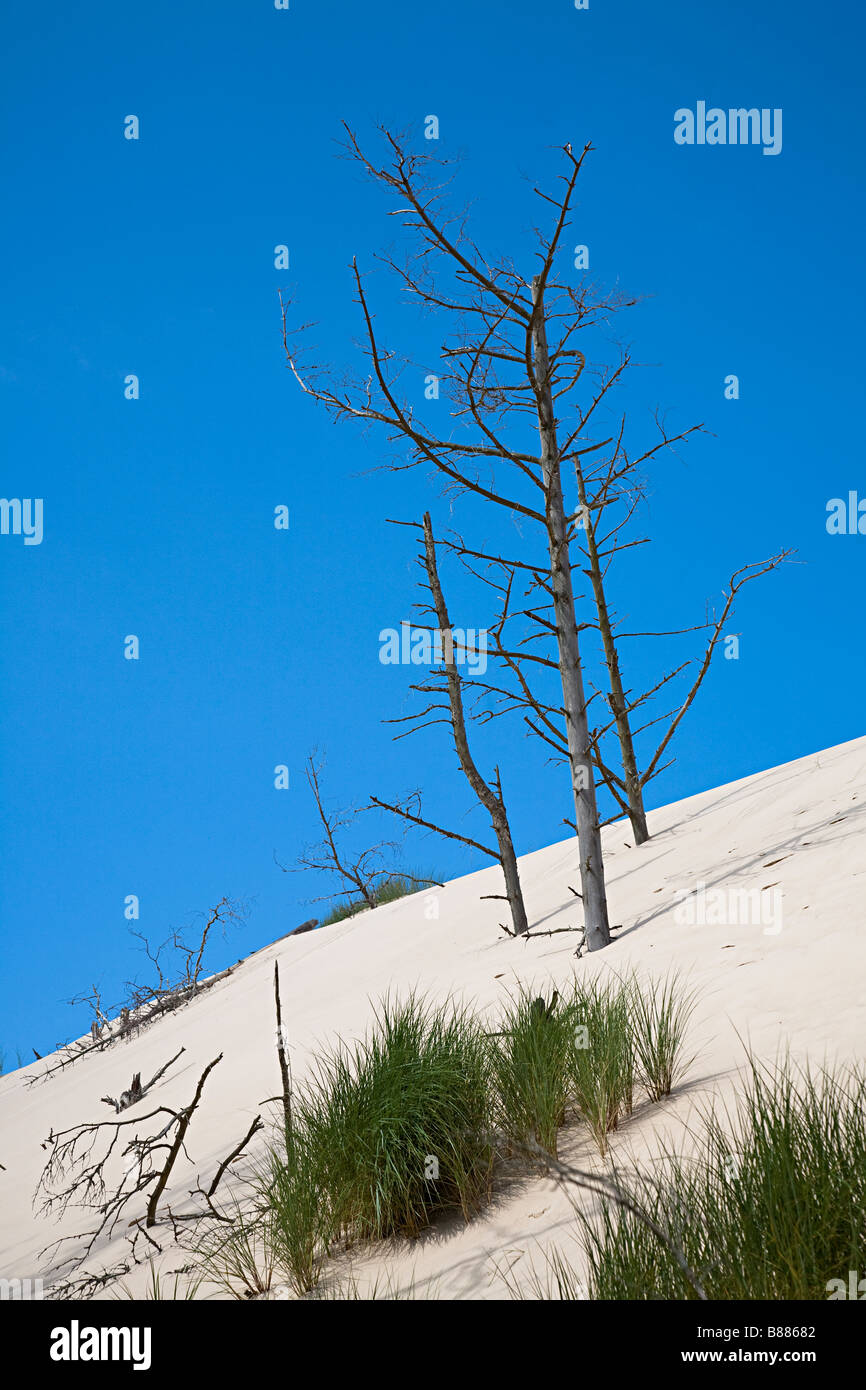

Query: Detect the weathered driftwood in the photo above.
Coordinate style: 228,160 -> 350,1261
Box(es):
100,1047 -> 185,1113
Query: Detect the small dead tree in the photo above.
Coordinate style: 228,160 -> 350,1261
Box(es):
281,752 -> 439,915
372,513 -> 528,936
126,896 -> 245,1012
38,899 -> 245,1085
44,895 -> 246,1078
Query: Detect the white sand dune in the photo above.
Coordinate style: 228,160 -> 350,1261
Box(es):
2,734 -> 864,1299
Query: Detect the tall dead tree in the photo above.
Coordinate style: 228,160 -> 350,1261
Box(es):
529,275 -> 607,938
372,513 -> 529,936
280,129 -> 625,949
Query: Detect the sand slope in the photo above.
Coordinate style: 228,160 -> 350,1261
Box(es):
1,735 -> 864,1298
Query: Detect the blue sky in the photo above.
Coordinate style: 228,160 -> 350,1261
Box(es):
1,0 -> 863,1060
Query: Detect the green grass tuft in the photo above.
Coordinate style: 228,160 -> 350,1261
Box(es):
628,970 -> 697,1102
267,992 -> 493,1275
567,977 -> 636,1156
493,988 -> 574,1158
578,1056 -> 866,1299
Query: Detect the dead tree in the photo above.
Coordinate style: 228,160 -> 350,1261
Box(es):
126,896 -> 244,1008
567,421 -> 793,843
101,1047 -> 185,1113
529,272 -> 608,944
41,899 -> 245,1084
280,130 -> 621,948
36,1053 -> 224,1269
372,514 -> 529,936
280,751 -> 439,915
451,515 -> 791,846
587,548 -> 793,827
281,126 -> 796,880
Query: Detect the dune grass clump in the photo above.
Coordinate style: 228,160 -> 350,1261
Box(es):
628,971 -> 697,1102
493,988 -> 574,1158
319,899 -> 368,926
275,994 -> 493,1253
492,974 -> 696,1161
568,977 -> 636,1156
373,872 -> 440,907
578,1058 -> 866,1299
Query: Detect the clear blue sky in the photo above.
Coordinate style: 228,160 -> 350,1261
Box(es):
1,0 -> 863,1059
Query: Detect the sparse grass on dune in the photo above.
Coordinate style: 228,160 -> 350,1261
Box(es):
116,1262 -> 207,1300
318,871 -> 441,927
576,1057 -> 866,1300
496,1246 -> 588,1301
297,1269 -> 441,1300
262,1137 -> 334,1295
196,1193 -> 281,1300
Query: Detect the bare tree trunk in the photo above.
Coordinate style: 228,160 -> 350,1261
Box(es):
531,279 -> 610,950
574,464 -> 650,845
421,513 -> 530,937
273,961 -> 293,1152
